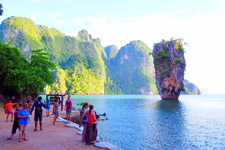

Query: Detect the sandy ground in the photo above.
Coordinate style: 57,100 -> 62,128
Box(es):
0,107 -> 104,150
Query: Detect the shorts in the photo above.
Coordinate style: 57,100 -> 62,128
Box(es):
34,112 -> 42,122
53,110 -> 59,115
66,109 -> 71,114
46,108 -> 50,112
5,109 -> 13,114
12,122 -> 20,134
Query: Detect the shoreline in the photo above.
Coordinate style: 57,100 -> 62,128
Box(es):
0,106 -> 119,150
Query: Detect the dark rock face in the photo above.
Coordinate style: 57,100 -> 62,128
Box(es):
152,39 -> 186,100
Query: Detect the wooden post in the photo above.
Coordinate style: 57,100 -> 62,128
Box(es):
61,95 -> 63,111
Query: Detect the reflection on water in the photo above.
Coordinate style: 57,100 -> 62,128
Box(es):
150,100 -> 186,149
44,95 -> 225,150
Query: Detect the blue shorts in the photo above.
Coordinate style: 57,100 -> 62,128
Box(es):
46,108 -> 50,112
34,112 -> 42,122
66,109 -> 71,114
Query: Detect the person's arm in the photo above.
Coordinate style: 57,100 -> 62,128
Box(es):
71,101 -> 73,111
53,104 -> 56,113
65,101 -> 67,110
92,111 -> 96,122
42,102 -> 46,109
80,109 -> 87,123
30,102 -> 35,113
17,110 -> 26,118
17,114 -> 27,118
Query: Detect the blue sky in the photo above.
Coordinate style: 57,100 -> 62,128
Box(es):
1,0 -> 225,94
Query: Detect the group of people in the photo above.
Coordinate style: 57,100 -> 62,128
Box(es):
80,103 -> 98,145
4,96 -> 98,145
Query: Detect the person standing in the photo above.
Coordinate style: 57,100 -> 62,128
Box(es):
17,103 -> 30,142
7,102 -> 22,140
27,100 -> 33,121
45,99 -> 51,117
63,95 -> 66,107
65,95 -> 73,123
85,105 -> 97,145
30,97 -> 46,131
5,100 -> 16,122
53,97 -> 60,125
80,102 -> 89,142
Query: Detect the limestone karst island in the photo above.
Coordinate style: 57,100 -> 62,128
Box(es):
1,1 -> 225,150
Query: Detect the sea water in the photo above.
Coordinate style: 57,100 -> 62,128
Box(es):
46,95 -> 225,150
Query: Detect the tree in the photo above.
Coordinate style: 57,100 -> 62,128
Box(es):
0,3 -> 3,16
0,42 -> 55,101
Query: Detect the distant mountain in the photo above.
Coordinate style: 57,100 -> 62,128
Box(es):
104,41 -> 157,94
0,16 -> 106,94
0,16 -> 200,95
182,80 -> 201,95
104,45 -> 119,60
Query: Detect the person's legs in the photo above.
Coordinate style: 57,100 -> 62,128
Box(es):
40,121 -> 43,130
88,124 -> 94,144
8,122 -> 17,140
10,113 -> 13,122
34,113 -> 38,131
23,125 -> 28,140
53,114 -> 58,125
69,114 -> 71,122
66,113 -> 68,123
19,124 -> 24,142
82,123 -> 87,142
39,113 -> 43,130
6,113 -> 9,122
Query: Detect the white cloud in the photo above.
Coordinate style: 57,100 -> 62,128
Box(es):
56,19 -> 65,25
29,13 -> 41,19
53,11 -> 63,17
71,11 -> 225,94
212,0 -> 225,5
73,17 -> 87,25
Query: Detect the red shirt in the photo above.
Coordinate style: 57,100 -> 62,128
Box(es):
5,103 -> 13,110
87,111 -> 96,124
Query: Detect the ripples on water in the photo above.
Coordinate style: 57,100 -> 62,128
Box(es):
44,95 -> 225,150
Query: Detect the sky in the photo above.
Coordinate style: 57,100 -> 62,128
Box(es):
1,0 -> 225,94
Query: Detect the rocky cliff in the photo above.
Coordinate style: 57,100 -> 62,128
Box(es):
152,39 -> 186,100
104,41 -> 158,94
0,16 -> 200,95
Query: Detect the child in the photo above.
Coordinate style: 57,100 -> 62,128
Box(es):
45,99 -> 51,117
5,100 -> 16,122
53,97 -> 59,125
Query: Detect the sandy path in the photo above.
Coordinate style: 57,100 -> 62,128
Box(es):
0,108 -> 104,150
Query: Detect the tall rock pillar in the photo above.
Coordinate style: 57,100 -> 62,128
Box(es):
152,39 -> 186,100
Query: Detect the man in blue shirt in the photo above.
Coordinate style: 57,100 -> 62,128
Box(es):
30,96 -> 46,131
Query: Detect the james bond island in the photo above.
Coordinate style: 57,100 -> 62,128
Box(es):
152,39 -> 186,100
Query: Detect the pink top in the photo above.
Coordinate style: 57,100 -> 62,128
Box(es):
87,111 -> 95,124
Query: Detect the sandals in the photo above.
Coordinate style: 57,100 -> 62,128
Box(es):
23,138 -> 28,141
33,129 -> 37,131
7,138 -> 12,140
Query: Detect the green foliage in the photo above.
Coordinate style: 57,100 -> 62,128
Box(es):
77,102 -> 85,106
181,80 -> 201,95
1,17 -> 106,95
175,58 -> 182,64
0,42 -> 55,100
104,41 -> 157,94
154,49 -> 170,61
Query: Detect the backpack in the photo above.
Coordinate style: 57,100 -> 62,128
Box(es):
36,102 -> 42,113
